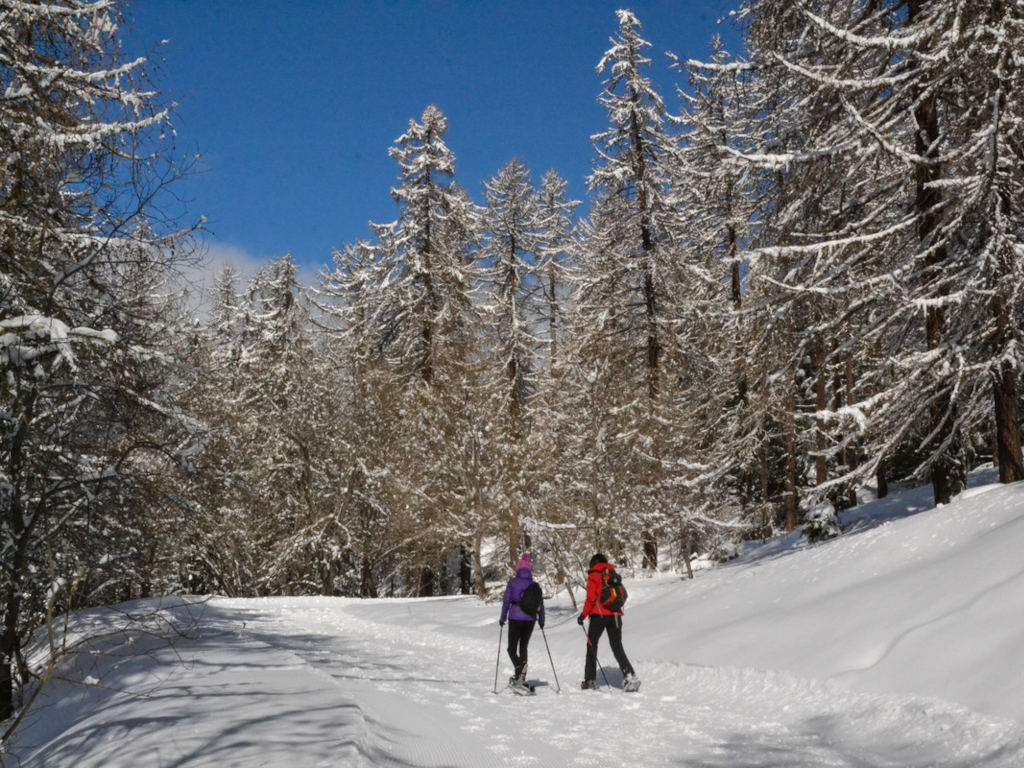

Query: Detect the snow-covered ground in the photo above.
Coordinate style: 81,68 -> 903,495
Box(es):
12,470 -> 1024,766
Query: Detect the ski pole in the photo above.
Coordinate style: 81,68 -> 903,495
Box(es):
494,623 -> 504,694
539,623 -> 561,693
580,619 -> 611,689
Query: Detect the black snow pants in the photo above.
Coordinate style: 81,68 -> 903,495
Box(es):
584,614 -> 634,682
507,619 -> 535,677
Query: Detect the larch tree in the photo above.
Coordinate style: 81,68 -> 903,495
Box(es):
0,0 -> 197,719
480,157 -> 543,569
240,255 -> 347,596
668,35 -> 769,552
328,106 -> 481,596
181,263 -> 263,596
536,169 -> 579,371
570,10 -> 683,568
734,0 -> 1024,513
318,238 -> 424,598
528,168 -> 581,587
692,42 -> 769,523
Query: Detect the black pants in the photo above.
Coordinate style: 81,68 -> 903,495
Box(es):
585,614 -> 634,682
506,619 -> 535,677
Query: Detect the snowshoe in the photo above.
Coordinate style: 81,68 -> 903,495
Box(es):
623,673 -> 641,693
509,675 -> 535,695
581,679 -> 596,690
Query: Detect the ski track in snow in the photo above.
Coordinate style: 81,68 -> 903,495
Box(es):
212,597 -> 1023,768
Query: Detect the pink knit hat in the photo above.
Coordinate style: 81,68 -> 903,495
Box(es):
516,552 -> 532,572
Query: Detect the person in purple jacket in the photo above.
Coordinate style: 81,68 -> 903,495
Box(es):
499,552 -> 545,689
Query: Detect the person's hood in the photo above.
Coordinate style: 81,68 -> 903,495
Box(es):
515,567 -> 533,579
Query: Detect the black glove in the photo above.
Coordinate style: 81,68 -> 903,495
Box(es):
499,621 -> 505,627
577,614 -> 585,626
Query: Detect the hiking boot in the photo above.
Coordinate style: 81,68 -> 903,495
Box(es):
623,673 -> 641,692
581,679 -> 596,690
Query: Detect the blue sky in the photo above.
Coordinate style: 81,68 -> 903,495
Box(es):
127,1 -> 742,282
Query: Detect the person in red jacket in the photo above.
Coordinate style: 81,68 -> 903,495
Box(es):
577,553 -> 639,691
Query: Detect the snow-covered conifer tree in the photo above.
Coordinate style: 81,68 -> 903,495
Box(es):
479,157 -> 543,567
536,169 -> 579,367
317,240 -> 424,597
322,107 -> 481,596
671,35 -> 775,544
568,10 -> 688,568
372,106 -> 479,387
527,169 -> 581,582
189,255 -> 358,597
734,0 -> 1024,510
0,0 -> 197,718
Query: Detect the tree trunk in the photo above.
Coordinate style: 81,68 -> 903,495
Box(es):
876,456 -> 889,499
815,337 -> 828,486
548,262 -> 560,365
507,520 -> 518,571
473,533 -> 486,599
459,544 -> 472,595
680,529 -> 694,580
360,555 -> 378,598
844,353 -> 857,508
991,417 -> 1001,470
992,260 -> 1024,483
784,389 -> 799,532
993,359 -> 1024,483
507,354 -> 521,570
322,560 -> 336,597
642,532 -> 657,570
760,438 -> 769,507
416,566 -> 435,598
910,0 -> 962,505
1,387 -> 38,720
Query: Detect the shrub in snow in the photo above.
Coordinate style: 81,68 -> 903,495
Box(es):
708,538 -> 739,564
802,502 -> 842,543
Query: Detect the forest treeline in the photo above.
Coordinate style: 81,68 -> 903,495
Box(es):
2,0 -> 1023,722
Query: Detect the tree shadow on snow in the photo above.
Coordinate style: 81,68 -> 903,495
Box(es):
669,710 -> 1023,768
10,600 -> 453,767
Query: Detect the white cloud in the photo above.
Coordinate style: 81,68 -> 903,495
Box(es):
176,238 -> 322,316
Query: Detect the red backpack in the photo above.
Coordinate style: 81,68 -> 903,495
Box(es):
599,567 -> 627,612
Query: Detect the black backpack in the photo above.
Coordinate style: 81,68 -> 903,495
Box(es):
599,568 -> 627,612
517,582 -> 544,617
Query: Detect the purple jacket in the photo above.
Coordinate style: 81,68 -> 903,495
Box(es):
500,568 -> 545,626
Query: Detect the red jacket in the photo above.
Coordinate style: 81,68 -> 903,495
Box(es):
582,562 -> 622,618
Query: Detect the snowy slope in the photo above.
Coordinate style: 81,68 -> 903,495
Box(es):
11,473 -> 1024,767
645,474 -> 1024,724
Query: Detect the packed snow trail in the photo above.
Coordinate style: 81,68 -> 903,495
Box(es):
230,596 -> 1023,768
